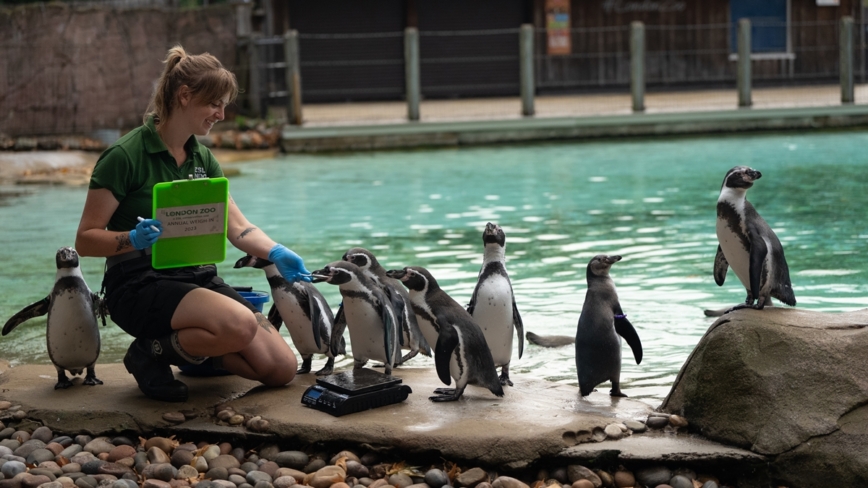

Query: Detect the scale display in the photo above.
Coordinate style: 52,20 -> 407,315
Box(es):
301,368 -> 411,417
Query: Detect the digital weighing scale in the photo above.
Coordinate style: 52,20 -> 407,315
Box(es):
301,368 -> 412,417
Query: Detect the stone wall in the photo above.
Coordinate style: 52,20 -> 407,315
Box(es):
0,3 -> 239,137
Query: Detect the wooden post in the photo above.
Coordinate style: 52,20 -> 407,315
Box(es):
737,18 -> 752,108
840,16 -> 854,104
248,34 -> 262,118
520,24 -> 535,117
630,21 -> 645,112
404,27 -> 420,122
284,30 -> 303,126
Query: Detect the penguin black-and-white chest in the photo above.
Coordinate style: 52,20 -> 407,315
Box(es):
407,290 -> 440,348
716,192 -> 753,290
267,272 -> 327,355
46,274 -> 100,371
469,262 -> 515,365
339,285 -> 393,364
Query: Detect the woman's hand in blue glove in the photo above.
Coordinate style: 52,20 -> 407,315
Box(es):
268,244 -> 312,282
129,218 -> 163,250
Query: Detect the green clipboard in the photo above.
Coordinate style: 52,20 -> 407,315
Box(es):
151,177 -> 229,269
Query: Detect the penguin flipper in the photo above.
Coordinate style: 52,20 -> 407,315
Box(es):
434,324 -> 459,386
512,297 -> 524,359
299,285 -> 324,350
330,304 -> 348,357
748,231 -> 769,306
466,284 -> 479,315
383,285 -> 406,348
377,296 -> 397,368
614,315 -> 643,364
266,304 -> 284,330
3,296 -> 51,335
713,245 -> 729,286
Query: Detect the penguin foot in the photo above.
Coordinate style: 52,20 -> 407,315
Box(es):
83,376 -> 103,386
315,358 -> 335,376
609,390 -> 628,397
430,386 -> 465,401
297,356 -> 313,375
498,366 -> 514,387
54,379 -> 74,390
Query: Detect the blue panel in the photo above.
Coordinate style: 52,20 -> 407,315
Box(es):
730,0 -> 787,53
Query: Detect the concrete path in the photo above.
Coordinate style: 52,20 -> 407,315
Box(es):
0,360 -> 760,469
280,84 -> 868,152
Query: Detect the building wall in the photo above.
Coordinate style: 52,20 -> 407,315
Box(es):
0,3 -> 238,137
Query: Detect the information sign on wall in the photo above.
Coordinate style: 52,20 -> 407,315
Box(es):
546,0 -> 571,55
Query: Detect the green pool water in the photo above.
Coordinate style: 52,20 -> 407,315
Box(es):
2,129 -> 867,407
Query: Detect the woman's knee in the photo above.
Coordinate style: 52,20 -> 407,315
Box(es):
217,307 -> 258,348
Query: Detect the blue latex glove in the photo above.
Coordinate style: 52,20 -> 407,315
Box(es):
129,218 -> 163,250
268,244 -> 312,282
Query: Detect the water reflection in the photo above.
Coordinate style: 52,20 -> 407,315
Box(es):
1,130 -> 868,407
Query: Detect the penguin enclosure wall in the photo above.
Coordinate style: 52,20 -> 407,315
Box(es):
0,0 -> 866,136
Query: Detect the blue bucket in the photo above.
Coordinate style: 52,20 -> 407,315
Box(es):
178,290 -> 270,377
238,290 -> 270,312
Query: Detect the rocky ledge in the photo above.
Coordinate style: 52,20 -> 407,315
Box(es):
662,307 -> 868,487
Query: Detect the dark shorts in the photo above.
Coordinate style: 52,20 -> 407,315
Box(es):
103,255 -> 256,339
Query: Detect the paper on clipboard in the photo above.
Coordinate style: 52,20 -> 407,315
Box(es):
151,177 -> 229,269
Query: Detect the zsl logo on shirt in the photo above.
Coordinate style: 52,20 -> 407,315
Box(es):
194,167 -> 208,179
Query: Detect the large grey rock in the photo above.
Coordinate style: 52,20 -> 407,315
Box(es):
661,308 -> 868,487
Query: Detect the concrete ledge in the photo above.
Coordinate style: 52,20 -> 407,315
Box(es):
0,362 -> 751,469
280,105 -> 868,152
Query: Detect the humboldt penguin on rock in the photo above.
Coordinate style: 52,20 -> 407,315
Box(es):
310,261 -> 400,375
707,166 -> 796,316
466,222 -> 524,386
234,254 -> 343,375
2,247 -> 105,389
387,266 -> 503,402
575,255 -> 642,397
342,247 -> 431,364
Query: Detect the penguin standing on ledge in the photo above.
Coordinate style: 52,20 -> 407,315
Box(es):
342,247 -> 431,364
575,255 -> 642,397
311,261 -> 400,375
466,222 -> 524,386
234,254 -> 342,375
3,247 -> 105,389
709,166 -> 796,315
387,266 -> 503,402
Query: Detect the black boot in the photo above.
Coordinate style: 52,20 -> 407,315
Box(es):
123,333 -> 204,402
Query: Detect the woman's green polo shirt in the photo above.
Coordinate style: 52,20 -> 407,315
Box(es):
89,116 -> 224,232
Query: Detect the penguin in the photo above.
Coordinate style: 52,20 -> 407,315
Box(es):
709,166 -> 796,315
466,222 -> 524,386
2,247 -> 105,389
310,261 -> 400,375
575,255 -> 642,397
234,255 -> 343,375
525,331 -> 575,348
342,247 -> 431,364
386,266 -> 503,402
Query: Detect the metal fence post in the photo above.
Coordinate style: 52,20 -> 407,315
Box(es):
630,21 -> 645,112
248,34 -> 262,118
520,24 -> 535,117
840,16 -> 854,104
737,18 -> 752,108
405,27 -> 420,122
284,30 -> 303,126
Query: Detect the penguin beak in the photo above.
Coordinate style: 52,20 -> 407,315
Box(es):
605,255 -> 622,265
309,267 -> 330,283
385,269 -> 407,280
747,169 -> 762,180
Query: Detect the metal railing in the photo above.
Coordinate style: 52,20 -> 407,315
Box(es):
244,18 -> 867,127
